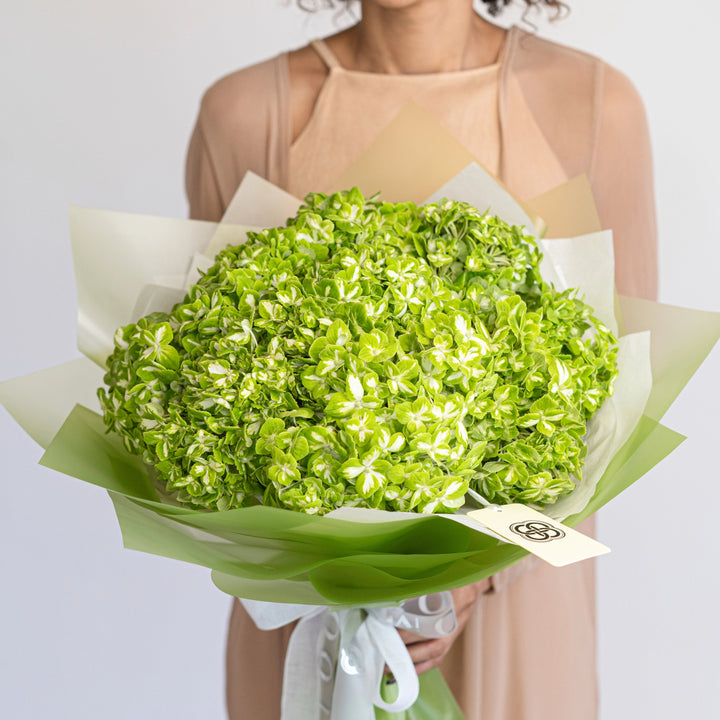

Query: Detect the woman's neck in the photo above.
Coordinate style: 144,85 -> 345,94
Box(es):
333,1 -> 505,74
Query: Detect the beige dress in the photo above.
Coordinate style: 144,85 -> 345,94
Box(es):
186,25 -> 658,720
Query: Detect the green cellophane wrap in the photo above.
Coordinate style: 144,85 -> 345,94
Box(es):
35,376 -> 686,606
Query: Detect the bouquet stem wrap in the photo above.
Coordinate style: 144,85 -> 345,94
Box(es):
241,593 -> 458,720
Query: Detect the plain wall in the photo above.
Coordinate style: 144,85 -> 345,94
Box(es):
1,1 -> 718,717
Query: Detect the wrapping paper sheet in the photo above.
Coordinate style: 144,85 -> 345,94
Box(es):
528,174 -> 602,239
0,358 -> 103,449
331,103 -> 479,205
71,208 -> 216,368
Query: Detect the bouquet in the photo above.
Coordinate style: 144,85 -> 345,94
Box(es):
99,188 -> 618,517
2,106 -> 718,719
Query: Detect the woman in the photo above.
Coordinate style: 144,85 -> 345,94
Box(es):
186,1 -> 657,718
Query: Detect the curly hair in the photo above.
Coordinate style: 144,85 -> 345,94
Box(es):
484,0 -> 567,17
297,1 -> 569,19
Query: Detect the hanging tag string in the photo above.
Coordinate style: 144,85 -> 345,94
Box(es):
466,486 -> 503,512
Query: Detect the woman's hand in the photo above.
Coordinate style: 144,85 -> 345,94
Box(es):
397,579 -> 491,676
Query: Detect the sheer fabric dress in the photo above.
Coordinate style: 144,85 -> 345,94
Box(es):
186,25 -> 657,720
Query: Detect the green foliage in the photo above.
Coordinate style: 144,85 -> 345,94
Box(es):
99,190 -> 618,515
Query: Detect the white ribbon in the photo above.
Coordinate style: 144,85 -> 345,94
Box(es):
241,593 -> 457,720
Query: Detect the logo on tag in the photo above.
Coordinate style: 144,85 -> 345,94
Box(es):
509,520 -> 565,543
468,504 -> 609,566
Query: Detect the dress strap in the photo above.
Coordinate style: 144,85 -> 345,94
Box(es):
310,39 -> 342,70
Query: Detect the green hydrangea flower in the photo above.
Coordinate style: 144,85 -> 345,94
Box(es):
99,189 -> 618,515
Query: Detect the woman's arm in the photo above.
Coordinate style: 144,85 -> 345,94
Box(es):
186,113 -> 225,222
185,57 -> 284,223
590,64 -> 658,300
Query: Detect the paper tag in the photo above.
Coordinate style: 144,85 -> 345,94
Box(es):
467,504 -> 610,567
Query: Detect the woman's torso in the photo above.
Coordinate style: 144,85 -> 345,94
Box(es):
187,24 -> 657,718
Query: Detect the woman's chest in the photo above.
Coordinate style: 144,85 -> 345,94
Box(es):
287,72 -> 502,199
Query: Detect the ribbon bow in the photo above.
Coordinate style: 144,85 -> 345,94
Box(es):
241,593 -> 457,720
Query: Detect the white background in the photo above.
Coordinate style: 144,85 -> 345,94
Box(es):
1,1 -> 718,718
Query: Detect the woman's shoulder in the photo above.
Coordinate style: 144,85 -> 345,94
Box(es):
511,28 -> 645,113
508,27 -> 649,178
196,54 -> 288,139
196,42 -> 331,149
